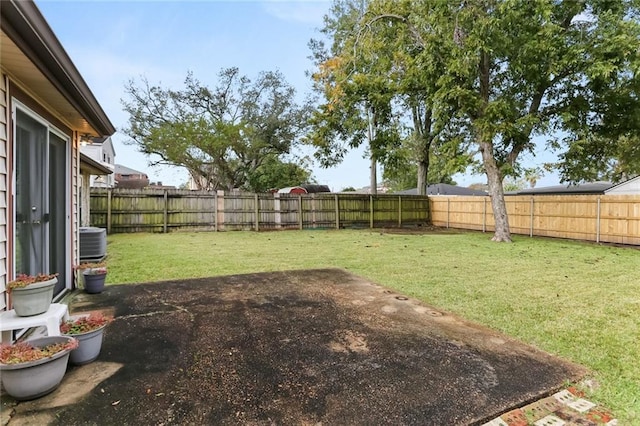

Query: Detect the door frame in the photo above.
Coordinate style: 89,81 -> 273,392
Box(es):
11,99 -> 71,298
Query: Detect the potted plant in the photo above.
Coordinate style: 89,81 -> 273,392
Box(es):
60,312 -> 112,365
0,336 -> 78,400
75,262 -> 107,294
7,273 -> 58,317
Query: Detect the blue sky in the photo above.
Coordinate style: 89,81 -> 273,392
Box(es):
37,0 -> 559,190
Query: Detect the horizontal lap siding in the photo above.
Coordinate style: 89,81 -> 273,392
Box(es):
0,75 -> 7,309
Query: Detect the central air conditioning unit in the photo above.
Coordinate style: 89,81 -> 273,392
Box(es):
79,227 -> 107,262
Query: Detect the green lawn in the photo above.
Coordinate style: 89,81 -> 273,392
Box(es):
105,229 -> 639,422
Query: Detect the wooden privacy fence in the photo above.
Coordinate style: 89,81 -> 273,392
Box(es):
430,194 -> 640,245
89,188 -> 431,233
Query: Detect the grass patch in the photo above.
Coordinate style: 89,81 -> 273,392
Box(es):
106,229 -> 639,422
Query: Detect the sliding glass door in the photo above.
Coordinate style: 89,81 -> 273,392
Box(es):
14,108 -> 69,295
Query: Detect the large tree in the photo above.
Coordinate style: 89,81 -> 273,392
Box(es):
365,0 -> 640,241
122,68 -> 311,191
307,0 -> 402,194
308,0 -> 471,196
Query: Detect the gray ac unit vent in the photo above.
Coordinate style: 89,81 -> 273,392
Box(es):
79,227 -> 107,262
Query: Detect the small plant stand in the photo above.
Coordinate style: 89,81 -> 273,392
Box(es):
0,303 -> 69,343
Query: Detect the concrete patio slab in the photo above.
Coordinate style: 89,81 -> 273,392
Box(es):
4,269 -> 585,425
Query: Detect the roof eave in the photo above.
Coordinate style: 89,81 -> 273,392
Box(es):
1,0 -> 115,136
80,153 -> 113,175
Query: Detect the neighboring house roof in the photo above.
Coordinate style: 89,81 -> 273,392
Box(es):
515,182 -> 614,195
605,176 -> 640,195
396,184 -> 488,196
80,153 -> 112,175
89,136 -> 116,157
115,164 -> 147,176
277,184 -> 331,194
0,0 -> 115,137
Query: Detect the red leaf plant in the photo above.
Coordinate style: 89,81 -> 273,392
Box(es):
60,312 -> 112,335
0,339 -> 78,365
7,273 -> 58,292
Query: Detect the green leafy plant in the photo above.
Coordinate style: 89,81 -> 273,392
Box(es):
6,273 -> 58,292
0,339 -> 78,365
60,312 -> 112,335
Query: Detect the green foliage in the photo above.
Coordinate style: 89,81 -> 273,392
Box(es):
122,68 -> 310,191
358,0 -> 640,240
308,0 -> 472,193
246,155 -> 315,192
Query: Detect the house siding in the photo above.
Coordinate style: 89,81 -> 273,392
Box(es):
606,176 -> 640,195
73,134 -> 79,282
0,74 -> 7,310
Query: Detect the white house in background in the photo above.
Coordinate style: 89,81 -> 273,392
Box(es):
605,176 -> 640,195
80,136 -> 116,187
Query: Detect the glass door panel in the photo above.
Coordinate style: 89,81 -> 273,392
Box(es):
14,109 -> 69,295
15,110 -> 47,275
49,132 -> 67,294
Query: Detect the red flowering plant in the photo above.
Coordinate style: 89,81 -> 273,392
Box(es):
75,262 -> 107,276
6,273 -> 58,292
0,338 -> 78,365
60,312 -> 112,335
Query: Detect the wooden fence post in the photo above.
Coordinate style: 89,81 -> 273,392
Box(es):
274,193 -> 281,229
398,196 -> 402,227
254,193 -> 259,231
369,195 -> 374,229
107,188 -> 112,234
163,190 -> 168,233
217,190 -> 225,231
335,194 -> 340,229
596,197 -> 601,243
214,191 -> 218,232
298,195 -> 303,230
447,198 -> 450,229
529,197 -> 534,237
482,197 -> 486,233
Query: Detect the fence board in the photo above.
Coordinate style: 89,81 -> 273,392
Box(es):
430,194 -> 640,245
91,189 -> 430,233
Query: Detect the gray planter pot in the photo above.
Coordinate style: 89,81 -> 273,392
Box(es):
66,326 -> 106,365
0,336 -> 75,400
11,277 -> 57,317
82,271 -> 106,294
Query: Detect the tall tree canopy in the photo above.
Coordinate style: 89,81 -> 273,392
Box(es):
358,0 -> 640,241
122,68 -> 312,191
308,0 -> 470,195
307,0 -> 403,194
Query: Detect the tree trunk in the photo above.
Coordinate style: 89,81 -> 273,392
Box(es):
479,140 -> 512,242
417,160 -> 428,195
370,156 -> 377,195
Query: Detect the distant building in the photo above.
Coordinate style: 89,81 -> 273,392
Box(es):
277,184 -> 331,194
510,181 -> 614,195
80,136 -> 116,187
605,176 -> 640,195
115,164 -> 149,189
